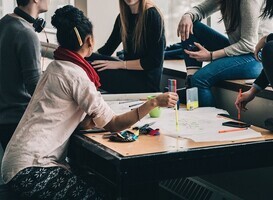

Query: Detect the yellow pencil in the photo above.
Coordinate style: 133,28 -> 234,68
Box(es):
175,104 -> 179,131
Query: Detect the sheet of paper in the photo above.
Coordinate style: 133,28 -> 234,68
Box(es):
106,100 -> 145,114
105,99 -> 262,142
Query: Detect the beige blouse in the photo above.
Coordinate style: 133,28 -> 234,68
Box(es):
1,60 -> 115,183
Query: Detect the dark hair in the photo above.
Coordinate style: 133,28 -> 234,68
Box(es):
51,5 -> 93,51
261,0 -> 273,19
219,0 -> 241,34
16,0 -> 30,6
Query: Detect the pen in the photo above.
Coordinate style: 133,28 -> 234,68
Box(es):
238,88 -> 242,120
119,100 -> 138,104
129,102 -> 143,107
218,127 -> 247,133
79,128 -> 107,133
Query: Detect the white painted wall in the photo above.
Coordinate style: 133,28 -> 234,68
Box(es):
87,1 -> 120,51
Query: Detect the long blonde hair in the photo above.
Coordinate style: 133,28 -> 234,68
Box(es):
119,0 -> 163,53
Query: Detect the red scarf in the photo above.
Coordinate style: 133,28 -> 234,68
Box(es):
54,47 -> 101,89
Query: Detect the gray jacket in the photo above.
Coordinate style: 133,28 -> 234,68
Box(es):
0,14 -> 41,124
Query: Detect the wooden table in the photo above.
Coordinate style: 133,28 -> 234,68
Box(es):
68,127 -> 273,200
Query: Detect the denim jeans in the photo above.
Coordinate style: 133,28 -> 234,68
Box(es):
182,21 -> 262,107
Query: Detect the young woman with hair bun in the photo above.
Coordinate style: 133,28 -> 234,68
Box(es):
1,5 -> 177,199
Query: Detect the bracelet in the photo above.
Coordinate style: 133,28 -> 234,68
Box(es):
184,12 -> 193,21
136,107 -> 140,121
123,61 -> 127,70
210,51 -> 213,62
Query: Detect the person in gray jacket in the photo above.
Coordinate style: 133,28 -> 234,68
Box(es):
0,0 -> 49,150
177,0 -> 273,107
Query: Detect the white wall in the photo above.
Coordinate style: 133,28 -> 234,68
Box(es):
38,0 -> 225,52
87,1 -> 120,51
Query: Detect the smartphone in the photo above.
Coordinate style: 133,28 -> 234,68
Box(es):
222,121 -> 250,128
187,44 -> 199,52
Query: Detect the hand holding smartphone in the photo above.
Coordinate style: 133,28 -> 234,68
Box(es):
187,44 -> 199,52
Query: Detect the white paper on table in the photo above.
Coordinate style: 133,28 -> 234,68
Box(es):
105,100 -> 262,142
187,128 -> 261,142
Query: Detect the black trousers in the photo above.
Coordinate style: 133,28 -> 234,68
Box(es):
86,53 -> 159,93
0,123 -> 18,150
262,41 -> 273,86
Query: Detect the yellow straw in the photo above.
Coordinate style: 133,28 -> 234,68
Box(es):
175,104 -> 179,131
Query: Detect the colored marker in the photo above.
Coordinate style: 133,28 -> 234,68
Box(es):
168,79 -> 179,131
218,127 -> 247,133
119,100 -> 138,104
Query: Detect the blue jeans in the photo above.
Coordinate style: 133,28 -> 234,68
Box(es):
182,21 -> 262,107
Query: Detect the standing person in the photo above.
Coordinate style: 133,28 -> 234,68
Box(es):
177,0 -> 273,107
235,0 -> 273,128
0,0 -> 49,150
88,0 -> 166,93
1,5 -> 178,199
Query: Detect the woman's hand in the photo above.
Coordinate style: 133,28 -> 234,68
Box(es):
254,35 -> 267,61
177,14 -> 193,41
104,92 -> 179,132
92,60 -> 124,71
154,92 -> 178,108
235,88 -> 257,112
184,42 -> 211,62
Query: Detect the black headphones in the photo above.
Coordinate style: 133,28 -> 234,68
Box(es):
14,7 -> 46,33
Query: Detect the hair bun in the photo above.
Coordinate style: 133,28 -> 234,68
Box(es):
51,5 -> 93,51
51,5 -> 85,30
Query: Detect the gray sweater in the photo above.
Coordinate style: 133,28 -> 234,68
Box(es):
187,0 -> 273,56
0,14 -> 41,124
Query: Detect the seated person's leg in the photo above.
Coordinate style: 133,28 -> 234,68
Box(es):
182,21 -> 230,88
86,53 -> 161,93
9,166 -> 107,199
191,54 -> 262,107
97,69 -> 156,93
86,52 -> 120,62
260,41 -> 273,131
262,41 -> 273,85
